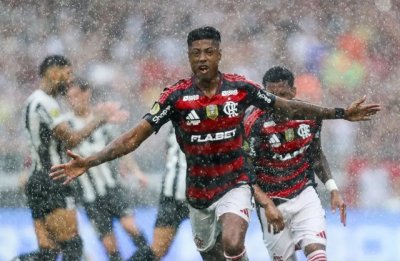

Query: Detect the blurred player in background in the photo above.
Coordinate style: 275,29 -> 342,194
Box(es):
130,125 -> 189,261
15,55 -> 121,261
244,66 -> 347,261
49,27 -> 379,261
66,78 -> 149,261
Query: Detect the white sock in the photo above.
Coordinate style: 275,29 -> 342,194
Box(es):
307,249 -> 327,261
224,249 -> 249,261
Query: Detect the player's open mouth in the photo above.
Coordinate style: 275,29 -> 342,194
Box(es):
198,65 -> 209,73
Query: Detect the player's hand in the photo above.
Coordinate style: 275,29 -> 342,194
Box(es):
49,150 -> 88,185
345,96 -> 381,121
331,190 -> 346,226
264,203 -> 285,234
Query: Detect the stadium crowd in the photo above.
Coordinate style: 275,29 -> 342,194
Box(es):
0,0 -> 399,209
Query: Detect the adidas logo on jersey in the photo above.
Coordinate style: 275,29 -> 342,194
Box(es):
186,110 -> 200,125
269,134 -> 281,147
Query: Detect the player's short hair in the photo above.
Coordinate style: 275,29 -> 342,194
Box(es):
262,66 -> 294,88
72,77 -> 91,92
187,26 -> 221,46
39,55 -> 71,78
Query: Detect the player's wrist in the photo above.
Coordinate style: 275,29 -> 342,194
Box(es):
325,179 -> 339,192
334,108 -> 346,119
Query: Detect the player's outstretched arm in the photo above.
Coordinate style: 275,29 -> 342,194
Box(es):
273,95 -> 380,121
50,119 -> 154,184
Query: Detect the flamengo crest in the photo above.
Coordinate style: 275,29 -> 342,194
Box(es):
223,101 -> 238,117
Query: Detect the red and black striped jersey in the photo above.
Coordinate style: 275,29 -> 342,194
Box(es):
244,107 -> 321,199
143,73 -> 276,209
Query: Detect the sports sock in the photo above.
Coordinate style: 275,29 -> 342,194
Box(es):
306,249 -> 327,261
224,249 -> 249,261
59,235 -> 83,261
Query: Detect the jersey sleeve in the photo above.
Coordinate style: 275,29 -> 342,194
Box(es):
246,82 -> 276,111
143,87 -> 176,132
38,96 -> 67,130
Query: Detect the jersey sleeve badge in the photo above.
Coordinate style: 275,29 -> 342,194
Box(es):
150,102 -> 161,115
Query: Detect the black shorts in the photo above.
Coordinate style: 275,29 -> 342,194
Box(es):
26,171 -> 76,219
83,186 -> 131,237
155,195 -> 189,228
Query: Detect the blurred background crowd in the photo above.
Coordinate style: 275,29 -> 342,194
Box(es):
0,0 -> 399,210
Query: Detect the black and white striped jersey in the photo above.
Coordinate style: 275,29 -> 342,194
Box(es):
161,126 -> 187,201
24,90 -> 68,176
66,112 -> 119,203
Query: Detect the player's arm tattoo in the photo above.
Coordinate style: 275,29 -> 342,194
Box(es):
273,97 -> 336,121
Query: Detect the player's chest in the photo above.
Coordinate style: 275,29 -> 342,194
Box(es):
260,120 -> 317,148
175,89 -> 247,124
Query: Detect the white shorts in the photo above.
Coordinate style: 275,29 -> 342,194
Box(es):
188,185 -> 253,252
258,186 -> 326,261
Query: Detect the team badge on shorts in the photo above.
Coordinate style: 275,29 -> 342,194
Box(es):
150,102 -> 161,115
194,235 -> 204,248
206,104 -> 218,120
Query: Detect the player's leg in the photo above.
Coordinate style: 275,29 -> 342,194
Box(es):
11,219 -> 59,261
107,186 -> 149,250
120,215 -> 149,249
45,207 -> 82,261
12,175 -> 59,261
102,233 -> 123,261
290,187 -> 327,261
151,196 -> 190,260
188,203 -> 224,261
85,199 -> 124,261
217,185 -> 252,261
189,185 -> 252,261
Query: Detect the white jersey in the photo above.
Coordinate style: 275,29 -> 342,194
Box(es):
66,112 -> 118,203
24,89 -> 68,175
162,126 -> 187,200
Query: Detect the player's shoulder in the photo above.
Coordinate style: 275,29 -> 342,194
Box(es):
223,73 -> 262,88
165,77 -> 193,93
159,77 -> 193,103
26,89 -> 58,107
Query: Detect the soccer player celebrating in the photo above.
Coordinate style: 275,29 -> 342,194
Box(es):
17,55 -> 121,261
50,27 -> 379,261
66,78 -> 149,261
244,66 -> 347,261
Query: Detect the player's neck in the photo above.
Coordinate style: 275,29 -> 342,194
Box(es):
194,74 -> 220,98
40,83 -> 56,97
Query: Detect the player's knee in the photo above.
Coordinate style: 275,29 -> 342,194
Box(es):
59,235 -> 83,261
302,242 -> 326,257
222,233 -> 245,256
